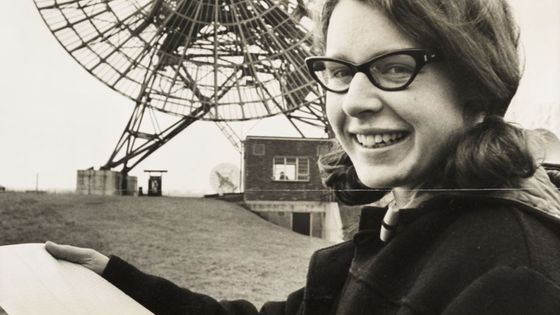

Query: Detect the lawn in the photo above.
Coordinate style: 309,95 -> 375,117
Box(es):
0,192 -> 332,309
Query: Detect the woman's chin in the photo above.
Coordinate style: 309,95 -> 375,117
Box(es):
354,166 -> 398,190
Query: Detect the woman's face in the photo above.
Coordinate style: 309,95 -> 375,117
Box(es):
325,0 -> 479,190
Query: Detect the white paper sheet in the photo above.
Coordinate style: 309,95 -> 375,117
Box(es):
0,243 -> 153,315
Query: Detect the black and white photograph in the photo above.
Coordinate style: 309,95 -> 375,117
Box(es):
1,0 -> 560,314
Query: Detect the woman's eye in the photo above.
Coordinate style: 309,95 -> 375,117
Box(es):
329,67 -> 352,79
382,64 -> 414,75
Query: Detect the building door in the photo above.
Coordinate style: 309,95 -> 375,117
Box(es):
292,212 -> 310,236
148,176 -> 162,196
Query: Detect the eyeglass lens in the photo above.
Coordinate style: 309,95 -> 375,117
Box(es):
312,54 -> 418,91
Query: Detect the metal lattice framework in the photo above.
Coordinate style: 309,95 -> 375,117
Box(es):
34,0 -> 328,174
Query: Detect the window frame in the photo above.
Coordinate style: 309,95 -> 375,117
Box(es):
272,156 -> 310,182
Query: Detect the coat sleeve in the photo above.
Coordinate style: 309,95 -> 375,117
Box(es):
102,256 -> 304,315
442,266 -> 560,315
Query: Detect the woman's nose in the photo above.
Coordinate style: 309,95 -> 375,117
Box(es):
341,73 -> 384,117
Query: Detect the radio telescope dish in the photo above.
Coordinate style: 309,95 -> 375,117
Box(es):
209,163 -> 240,194
34,0 -> 329,180
33,0 -> 323,121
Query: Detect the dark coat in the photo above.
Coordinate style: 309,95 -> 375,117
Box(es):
103,168 -> 560,315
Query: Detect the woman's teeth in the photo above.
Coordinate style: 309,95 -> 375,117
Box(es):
355,132 -> 406,148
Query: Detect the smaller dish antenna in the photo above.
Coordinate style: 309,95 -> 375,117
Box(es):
209,163 -> 240,195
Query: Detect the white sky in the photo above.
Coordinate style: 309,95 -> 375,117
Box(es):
1,0 -> 559,194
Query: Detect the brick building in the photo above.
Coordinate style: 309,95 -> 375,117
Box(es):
243,136 -> 343,242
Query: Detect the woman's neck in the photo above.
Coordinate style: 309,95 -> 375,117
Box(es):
391,187 -> 433,209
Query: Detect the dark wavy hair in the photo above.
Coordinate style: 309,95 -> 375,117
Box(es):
316,0 -> 537,204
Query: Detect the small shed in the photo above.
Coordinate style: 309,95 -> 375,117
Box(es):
243,136 -> 342,242
144,170 -> 168,196
0,185 -> 6,192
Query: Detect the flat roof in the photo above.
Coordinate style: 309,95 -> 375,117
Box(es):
244,135 -> 331,142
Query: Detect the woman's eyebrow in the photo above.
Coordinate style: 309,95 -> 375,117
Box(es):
325,52 -> 350,60
326,48 -> 408,62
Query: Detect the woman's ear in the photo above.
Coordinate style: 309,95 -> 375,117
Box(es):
458,92 -> 486,125
460,106 -> 485,128
473,112 -> 485,125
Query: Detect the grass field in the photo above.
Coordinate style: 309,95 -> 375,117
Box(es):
0,192 -> 332,309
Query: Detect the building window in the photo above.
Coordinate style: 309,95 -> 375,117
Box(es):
252,143 -> 265,156
273,156 -> 310,181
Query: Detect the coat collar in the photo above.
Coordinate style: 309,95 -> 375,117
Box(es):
438,167 -> 560,224
370,166 -> 560,226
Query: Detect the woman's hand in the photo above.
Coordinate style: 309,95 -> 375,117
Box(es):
45,241 -> 109,275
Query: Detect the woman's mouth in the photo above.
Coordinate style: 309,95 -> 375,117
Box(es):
354,132 -> 408,149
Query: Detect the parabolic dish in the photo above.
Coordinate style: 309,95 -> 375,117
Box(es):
34,0 -> 323,121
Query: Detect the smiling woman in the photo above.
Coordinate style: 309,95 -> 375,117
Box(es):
317,0 -> 526,203
319,0 -> 486,199
42,0 -> 560,314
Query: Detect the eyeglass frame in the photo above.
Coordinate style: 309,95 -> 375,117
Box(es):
305,48 -> 444,93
